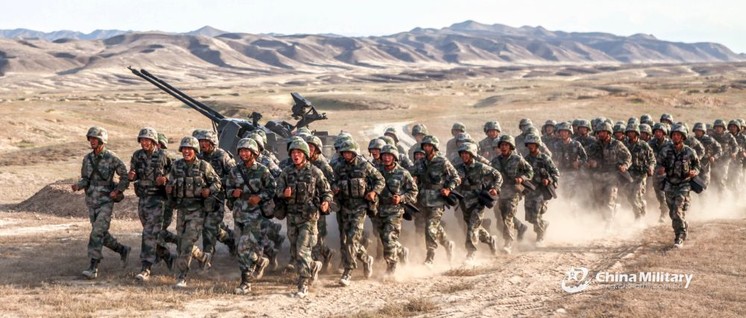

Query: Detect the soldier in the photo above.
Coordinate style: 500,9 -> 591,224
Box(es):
517,127 -> 552,158
454,143 -> 501,259
368,138 -> 386,168
656,124 -> 700,248
305,135 -> 337,273
225,138 -> 275,295
451,133 -> 490,166
248,132 -> 283,178
479,121 -> 502,160
639,124 -> 653,142
491,135 -> 532,254
586,123 -> 632,225
550,122 -> 587,203
623,124 -> 656,220
166,136 -> 220,288
445,122 -> 466,160
692,123 -> 723,187
574,120 -> 597,150
726,120 -> 744,189
193,130 -> 236,257
710,119 -> 738,196
648,123 -> 672,223
254,129 -> 280,166
408,144 -> 428,248
411,135 -> 459,266
374,145 -> 417,275
612,123 -> 627,142
408,123 -> 429,161
128,127 -> 175,281
660,113 -> 675,126
72,127 -> 131,279
156,132 -> 179,247
640,114 -> 655,127
514,119 -> 534,154
276,138 -> 332,298
523,134 -> 559,246
541,120 -> 558,146
384,127 -> 414,169
332,139 -> 385,286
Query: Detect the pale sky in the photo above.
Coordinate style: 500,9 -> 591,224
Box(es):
2,0 -> 745,53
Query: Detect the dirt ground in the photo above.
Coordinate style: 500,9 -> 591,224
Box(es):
1,62 -> 746,317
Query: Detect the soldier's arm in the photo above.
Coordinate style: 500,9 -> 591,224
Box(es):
260,168 -> 277,202
401,171 -> 419,204
204,163 -> 222,193
617,143 -> 632,170
690,150 -> 701,176
129,154 -> 139,180
365,162 -> 385,195
443,159 -> 461,190
276,170 -> 288,198
316,170 -> 333,203
712,138 -> 723,160
519,157 -> 535,180
487,165 -> 503,190
113,156 -> 130,192
226,167 -> 240,191
644,143 -> 657,173
576,142 -> 589,163
546,156 -> 560,183
76,156 -> 90,189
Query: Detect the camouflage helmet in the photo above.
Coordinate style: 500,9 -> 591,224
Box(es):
286,135 -> 305,151
255,129 -> 267,139
625,123 -> 640,135
544,119 -> 557,127
384,127 -> 399,143
595,122 -> 613,134
420,135 -> 440,151
367,138 -> 386,150
713,119 -> 726,128
660,113 -> 674,124
451,122 -> 466,132
412,144 -> 425,155
157,133 -> 168,149
525,126 -> 540,137
337,131 -> 352,139
556,121 -> 573,134
652,123 -> 669,135
590,118 -> 602,130
295,127 -> 312,136
86,126 -> 108,144
495,134 -> 516,150
288,138 -> 311,158
727,119 -> 741,131
455,132 -> 475,144
457,142 -> 479,158
692,122 -> 706,133
519,118 -> 533,130
577,119 -> 592,130
639,124 -> 652,135
248,132 -> 265,150
379,135 -> 396,146
640,114 -> 653,124
483,121 -> 502,133
137,127 -> 158,143
627,117 -> 639,125
194,129 -> 218,145
411,123 -> 429,136
337,139 -> 360,156
670,124 -> 688,140
304,135 -> 323,153
523,134 -> 541,146
179,136 -> 200,152
334,135 -> 352,150
572,119 -> 582,127
236,137 -> 260,155
380,144 -> 400,161
739,118 -> 746,129
613,123 -> 626,134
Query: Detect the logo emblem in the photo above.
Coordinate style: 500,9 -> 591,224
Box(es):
561,267 -> 591,293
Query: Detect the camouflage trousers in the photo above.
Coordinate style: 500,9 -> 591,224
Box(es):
421,205 -> 450,254
524,191 -> 548,240
339,204 -> 370,270
260,218 -> 283,264
497,194 -> 521,245
175,208 -> 209,274
591,172 -> 619,221
664,182 -> 690,241
286,213 -> 318,279
311,215 -> 332,262
202,200 -> 233,255
137,195 -> 171,265
87,202 -> 126,260
460,200 -> 492,253
625,175 -> 648,219
371,206 -> 404,266
234,213 -> 264,272
651,175 -> 668,218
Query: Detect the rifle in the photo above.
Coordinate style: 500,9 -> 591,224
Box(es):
521,179 -> 537,193
444,189 -> 465,207
477,189 -> 498,208
618,169 -> 634,184
538,168 -> 558,200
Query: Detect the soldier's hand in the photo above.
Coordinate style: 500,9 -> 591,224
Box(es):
392,194 -> 402,205
284,187 -> 292,198
514,177 -> 524,185
688,170 -> 698,178
248,195 -> 261,205
156,176 -> 167,186
618,165 -> 627,173
656,167 -> 666,176
709,156 -> 715,163
127,170 -> 137,181
109,190 -> 120,199
488,188 -> 498,197
71,184 -> 79,192
365,191 -> 377,202
166,185 -> 173,194
440,188 -> 451,197
320,201 -> 330,213
542,179 -> 550,186
201,188 -> 210,198
231,189 -> 242,198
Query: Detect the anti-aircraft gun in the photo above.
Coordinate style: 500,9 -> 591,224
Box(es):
128,67 -> 335,159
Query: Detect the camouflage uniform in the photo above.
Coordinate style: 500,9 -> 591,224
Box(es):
550,123 -> 587,202
491,135 -> 533,251
516,127 -> 552,158
445,122 -> 466,160
75,127 -> 131,279
726,121 -> 744,189
710,120 -> 738,194
656,126 -> 700,247
196,131 -> 237,256
225,138 -> 276,294
307,135 -> 336,272
411,135 -> 460,264
158,145 -> 179,246
332,140 -> 385,283
375,145 -> 418,273
167,137 -> 221,286
623,125 -> 656,219
276,139 -> 332,296
648,125 -> 673,221
573,120 -> 597,150
523,135 -> 559,243
455,143 -> 501,256
693,123 -> 723,187
130,128 -> 174,280
586,123 -> 632,222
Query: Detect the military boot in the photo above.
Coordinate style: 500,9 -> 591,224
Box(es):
339,269 -> 352,287
488,235 -> 499,255
517,223 -> 528,242
135,262 -> 152,282
253,257 -> 269,279
385,261 -> 397,275
234,270 -> 252,295
174,273 -> 187,288
81,259 -> 100,280
424,249 -> 435,268
363,255 -> 374,279
502,241 -> 513,255
310,261 -> 322,286
295,279 -> 309,298
118,245 -> 131,268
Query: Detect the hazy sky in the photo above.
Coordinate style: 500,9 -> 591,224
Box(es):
2,0 -> 745,53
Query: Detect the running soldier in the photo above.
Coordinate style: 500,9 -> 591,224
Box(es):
479,121 -> 502,161
446,122 -> 466,160
623,124 -> 656,220
692,122 -> 723,187
491,135 -> 533,254
710,119 -> 738,197
305,135 -> 337,273
586,122 -> 632,225
523,134 -> 559,246
550,122 -> 587,203
649,123 -> 672,223
408,124 -> 429,161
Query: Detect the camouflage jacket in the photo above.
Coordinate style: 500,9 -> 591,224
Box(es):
412,154 -> 461,207
262,149 -> 280,166
279,157 -> 293,170
683,137 -> 705,159
586,139 -> 632,173
516,135 -> 553,158
276,162 -> 333,217
550,138 -> 588,171
710,132 -> 738,163
574,135 -> 597,150
167,158 -> 221,210
450,152 -> 491,167
445,138 -> 459,162
736,133 -> 746,162
76,148 -> 129,207
311,156 -> 335,184
491,151 -> 533,196
198,148 -> 236,188
226,161 -> 276,221
695,134 -> 723,168
258,154 -> 283,178
377,163 -> 418,210
656,144 -> 701,186
478,136 -> 499,160
455,160 -> 503,199
525,152 -> 560,186
624,139 -> 656,177
332,156 -> 385,205
129,148 -> 171,197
